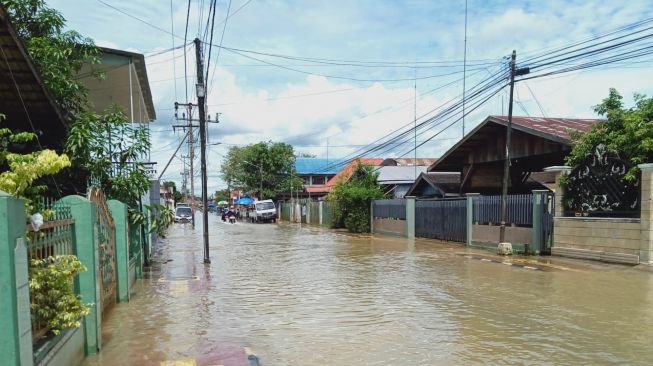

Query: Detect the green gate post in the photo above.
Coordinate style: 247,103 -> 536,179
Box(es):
108,200 -> 130,302
406,196 -> 415,238
0,191 -> 33,366
531,190 -> 548,255
466,193 -> 479,247
59,195 -> 100,355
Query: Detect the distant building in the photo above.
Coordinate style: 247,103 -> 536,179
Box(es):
295,158 -> 339,187
303,158 -> 385,199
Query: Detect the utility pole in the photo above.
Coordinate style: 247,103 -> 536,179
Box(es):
194,37 -> 211,264
173,103 -> 198,227
499,50 -> 529,244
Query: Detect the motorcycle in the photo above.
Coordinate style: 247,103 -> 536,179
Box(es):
228,215 -> 236,224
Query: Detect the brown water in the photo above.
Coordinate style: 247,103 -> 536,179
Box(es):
84,218 -> 653,366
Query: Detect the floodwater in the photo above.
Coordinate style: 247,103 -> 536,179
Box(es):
84,216 -> 653,366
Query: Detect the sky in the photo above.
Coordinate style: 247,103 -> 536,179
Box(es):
49,0 -> 653,194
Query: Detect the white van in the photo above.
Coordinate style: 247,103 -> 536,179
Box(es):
251,199 -> 277,223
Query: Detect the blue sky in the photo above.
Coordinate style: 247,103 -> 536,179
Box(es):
49,0 -> 653,192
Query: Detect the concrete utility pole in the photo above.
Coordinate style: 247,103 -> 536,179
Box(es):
194,37 -> 211,264
173,103 -> 198,227
499,50 -> 529,245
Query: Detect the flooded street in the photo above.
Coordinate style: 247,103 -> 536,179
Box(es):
85,217 -> 653,366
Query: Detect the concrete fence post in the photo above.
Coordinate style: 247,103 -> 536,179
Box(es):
531,190 -> 548,255
59,195 -> 101,355
108,200 -> 130,302
406,196 -> 415,238
370,200 -> 374,234
466,193 -> 479,247
319,201 -> 324,225
638,163 -> 653,264
0,191 -> 33,366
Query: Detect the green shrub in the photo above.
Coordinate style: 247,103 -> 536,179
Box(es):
29,255 -> 91,336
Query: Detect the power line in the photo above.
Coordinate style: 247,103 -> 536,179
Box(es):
208,0 -> 234,95
184,0 -> 192,102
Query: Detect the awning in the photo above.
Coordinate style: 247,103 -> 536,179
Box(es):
235,197 -> 254,205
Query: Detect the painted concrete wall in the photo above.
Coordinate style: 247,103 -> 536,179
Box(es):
36,328 -> 84,366
552,217 -> 640,264
472,225 -> 533,245
547,164 -> 653,265
373,218 -> 407,237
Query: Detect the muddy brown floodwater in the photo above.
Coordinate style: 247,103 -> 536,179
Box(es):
83,216 -> 653,366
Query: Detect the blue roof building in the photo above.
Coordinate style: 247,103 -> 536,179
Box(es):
294,158 -> 339,191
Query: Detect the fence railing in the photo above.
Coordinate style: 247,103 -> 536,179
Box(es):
473,194 -> 533,226
416,198 -> 467,242
26,200 -> 76,341
373,199 -> 407,220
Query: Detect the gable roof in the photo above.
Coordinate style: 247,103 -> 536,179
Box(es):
405,172 -> 461,197
0,4 -> 67,143
429,115 -> 602,172
295,158 -> 340,175
306,158 -> 383,193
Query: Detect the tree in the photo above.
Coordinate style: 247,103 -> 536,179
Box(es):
220,142 -> 303,199
2,0 -> 101,118
327,160 -> 385,233
566,88 -> 653,181
214,188 -> 230,202
66,106 -> 151,222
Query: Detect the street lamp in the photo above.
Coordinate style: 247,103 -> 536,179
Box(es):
242,160 -> 263,200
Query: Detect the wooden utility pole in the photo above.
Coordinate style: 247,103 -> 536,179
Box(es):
194,37 -> 211,264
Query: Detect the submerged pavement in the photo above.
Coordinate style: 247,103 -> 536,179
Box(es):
84,214 -> 653,366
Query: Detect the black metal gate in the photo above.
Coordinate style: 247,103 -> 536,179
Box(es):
415,198 -> 467,242
541,192 -> 555,254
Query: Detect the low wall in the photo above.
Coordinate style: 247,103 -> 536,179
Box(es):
35,327 -> 84,366
471,224 -> 533,253
373,218 -> 407,237
552,217 -> 641,264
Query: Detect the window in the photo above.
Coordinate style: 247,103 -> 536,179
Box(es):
312,176 -> 326,185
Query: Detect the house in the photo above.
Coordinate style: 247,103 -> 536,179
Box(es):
295,158 -> 339,188
428,115 -> 601,194
0,5 -> 67,149
77,47 -> 156,123
404,172 -> 461,198
304,158 -> 384,198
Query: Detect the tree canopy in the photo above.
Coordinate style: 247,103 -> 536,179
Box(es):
2,0 -> 101,118
220,141 -> 303,199
328,160 -> 385,232
566,88 -> 653,181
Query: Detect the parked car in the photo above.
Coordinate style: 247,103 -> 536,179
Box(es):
174,206 -> 192,223
251,199 -> 277,223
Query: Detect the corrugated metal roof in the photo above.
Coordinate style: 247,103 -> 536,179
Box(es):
295,158 -> 340,174
377,166 -> 428,184
381,158 -> 438,166
491,116 -> 601,141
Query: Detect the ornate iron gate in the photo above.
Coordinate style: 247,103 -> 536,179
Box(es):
415,198 -> 467,242
88,187 -> 117,315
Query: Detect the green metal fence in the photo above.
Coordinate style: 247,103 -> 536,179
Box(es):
322,201 -> 336,227
281,202 -> 291,221
309,202 -> 320,225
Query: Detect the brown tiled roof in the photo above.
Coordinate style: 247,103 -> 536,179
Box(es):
491,116 -> 601,141
305,158 -> 384,194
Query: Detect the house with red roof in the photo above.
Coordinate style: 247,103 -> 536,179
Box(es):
428,115 -> 602,194
305,158 -> 384,197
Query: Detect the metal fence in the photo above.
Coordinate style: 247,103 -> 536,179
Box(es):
415,198 -> 467,242
89,187 -> 117,316
473,194 -> 533,226
309,202 -> 320,225
26,199 -> 76,340
373,199 -> 407,220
